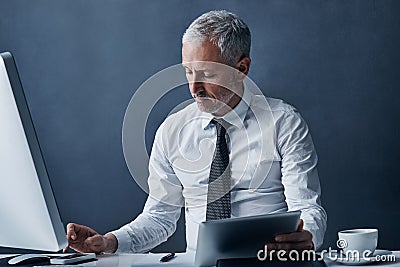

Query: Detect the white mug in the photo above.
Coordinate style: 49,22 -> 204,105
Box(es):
338,228 -> 378,257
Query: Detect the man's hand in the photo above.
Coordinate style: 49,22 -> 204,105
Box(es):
63,223 -> 118,254
266,219 -> 314,253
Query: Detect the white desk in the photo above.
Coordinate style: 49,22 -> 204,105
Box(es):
0,253 -> 195,267
1,251 -> 399,267
91,252 -> 195,267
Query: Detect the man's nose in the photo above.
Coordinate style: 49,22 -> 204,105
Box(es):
188,73 -> 204,94
189,80 -> 204,95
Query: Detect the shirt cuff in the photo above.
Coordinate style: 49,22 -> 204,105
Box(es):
109,228 -> 132,253
302,225 -> 323,251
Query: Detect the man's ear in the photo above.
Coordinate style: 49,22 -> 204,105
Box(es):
235,57 -> 251,81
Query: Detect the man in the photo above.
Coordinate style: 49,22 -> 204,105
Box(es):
65,10 -> 327,254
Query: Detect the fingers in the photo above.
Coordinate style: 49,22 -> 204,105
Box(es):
65,223 -> 93,253
66,223 -> 99,242
273,219 -> 305,243
67,240 -> 94,254
266,240 -> 314,252
66,223 -> 78,241
297,219 -> 304,232
275,230 -> 312,243
267,226 -> 314,253
64,223 -> 105,253
67,234 -> 106,254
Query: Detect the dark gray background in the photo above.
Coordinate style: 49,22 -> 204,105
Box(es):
1,0 -> 399,253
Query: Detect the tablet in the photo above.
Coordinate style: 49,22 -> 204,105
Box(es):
195,211 -> 301,267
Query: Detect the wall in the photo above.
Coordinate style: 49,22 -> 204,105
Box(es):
0,0 -> 399,253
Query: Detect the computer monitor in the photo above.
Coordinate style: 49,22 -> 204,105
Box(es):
0,52 -> 67,251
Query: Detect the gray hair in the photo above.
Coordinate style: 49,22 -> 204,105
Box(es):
182,10 -> 251,65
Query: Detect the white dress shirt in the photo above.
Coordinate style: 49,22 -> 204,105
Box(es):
111,83 -> 327,252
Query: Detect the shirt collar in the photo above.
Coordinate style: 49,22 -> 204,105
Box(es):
201,84 -> 252,130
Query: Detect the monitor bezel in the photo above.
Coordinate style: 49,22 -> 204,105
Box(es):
0,51 -> 67,251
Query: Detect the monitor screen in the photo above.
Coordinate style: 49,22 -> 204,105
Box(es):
0,52 -> 67,251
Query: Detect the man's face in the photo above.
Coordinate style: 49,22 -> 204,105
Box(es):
182,41 -> 241,116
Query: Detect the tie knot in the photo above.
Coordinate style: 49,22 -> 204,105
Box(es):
212,119 -> 226,137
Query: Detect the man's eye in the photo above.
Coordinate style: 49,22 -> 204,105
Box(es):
204,73 -> 216,78
185,71 -> 193,75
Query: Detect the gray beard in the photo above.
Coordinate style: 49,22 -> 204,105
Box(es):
195,91 -> 235,114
